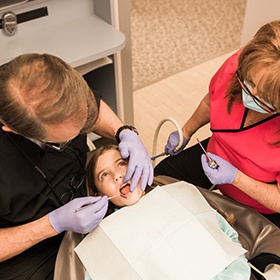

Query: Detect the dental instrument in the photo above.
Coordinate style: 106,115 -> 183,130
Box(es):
196,138 -> 219,169
75,194 -> 124,212
108,194 -> 124,200
151,152 -> 166,161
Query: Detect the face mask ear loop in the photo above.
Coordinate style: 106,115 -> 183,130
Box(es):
242,89 -> 271,114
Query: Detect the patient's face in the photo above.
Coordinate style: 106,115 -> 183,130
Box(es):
94,149 -> 144,207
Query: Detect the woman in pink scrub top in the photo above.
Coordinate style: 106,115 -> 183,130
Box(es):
155,20 -> 280,227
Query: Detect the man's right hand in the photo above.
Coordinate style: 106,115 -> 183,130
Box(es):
48,196 -> 108,234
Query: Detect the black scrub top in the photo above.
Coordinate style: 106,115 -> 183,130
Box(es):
0,90 -> 101,279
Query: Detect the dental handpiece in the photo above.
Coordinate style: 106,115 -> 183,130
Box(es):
196,138 -> 219,169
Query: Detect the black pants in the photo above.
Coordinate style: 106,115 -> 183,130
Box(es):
262,213 -> 280,228
154,137 -> 280,228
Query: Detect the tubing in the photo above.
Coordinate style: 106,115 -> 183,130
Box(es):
151,117 -> 183,165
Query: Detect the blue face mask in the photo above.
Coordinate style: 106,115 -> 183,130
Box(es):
242,89 -> 270,114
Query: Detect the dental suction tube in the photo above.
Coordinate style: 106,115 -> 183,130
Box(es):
152,117 -> 184,165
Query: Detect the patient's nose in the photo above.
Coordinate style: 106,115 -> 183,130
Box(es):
114,174 -> 122,182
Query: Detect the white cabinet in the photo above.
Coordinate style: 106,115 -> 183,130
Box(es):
0,0 -> 134,123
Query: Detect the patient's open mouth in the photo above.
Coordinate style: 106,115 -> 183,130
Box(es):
120,183 -> 131,196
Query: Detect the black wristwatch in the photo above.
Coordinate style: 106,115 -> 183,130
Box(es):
115,125 -> 139,143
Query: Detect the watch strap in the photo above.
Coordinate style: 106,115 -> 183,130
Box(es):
115,125 -> 138,143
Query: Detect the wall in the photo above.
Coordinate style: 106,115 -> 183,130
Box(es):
241,0 -> 280,46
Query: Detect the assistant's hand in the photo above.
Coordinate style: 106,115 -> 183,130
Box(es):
201,153 -> 238,185
118,130 -> 153,191
165,131 -> 188,156
48,196 -> 108,234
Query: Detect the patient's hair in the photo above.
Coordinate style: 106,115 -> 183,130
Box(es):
0,53 -> 98,139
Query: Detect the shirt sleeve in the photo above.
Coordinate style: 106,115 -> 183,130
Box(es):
91,88 -> 102,109
212,212 -> 251,280
208,50 -> 241,97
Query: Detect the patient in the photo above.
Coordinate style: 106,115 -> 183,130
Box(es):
85,144 -> 250,279
86,144 -> 149,215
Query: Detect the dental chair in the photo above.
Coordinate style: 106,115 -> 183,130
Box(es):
201,190 -> 280,280
154,176 -> 280,280
54,175 -> 280,280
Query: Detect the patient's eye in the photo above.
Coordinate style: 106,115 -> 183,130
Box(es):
118,160 -> 127,167
100,172 -> 109,180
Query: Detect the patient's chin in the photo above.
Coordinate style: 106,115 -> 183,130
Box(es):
126,191 -> 143,206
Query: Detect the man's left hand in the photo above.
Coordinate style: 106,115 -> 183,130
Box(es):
118,130 -> 153,191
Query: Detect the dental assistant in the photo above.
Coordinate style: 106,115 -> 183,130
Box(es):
0,53 -> 153,279
155,20 -> 280,227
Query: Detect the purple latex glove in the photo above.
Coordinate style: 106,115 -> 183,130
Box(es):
201,152 -> 238,185
49,196 -> 108,234
118,129 -> 153,192
165,131 -> 188,156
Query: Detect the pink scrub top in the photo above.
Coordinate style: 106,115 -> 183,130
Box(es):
207,51 -> 280,214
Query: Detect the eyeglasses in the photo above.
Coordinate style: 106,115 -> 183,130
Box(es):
59,170 -> 86,204
35,164 -> 85,206
9,135 -> 86,206
235,70 -> 276,113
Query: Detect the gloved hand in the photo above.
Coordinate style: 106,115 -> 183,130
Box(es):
49,196 -> 108,234
201,153 -> 238,185
165,131 -> 188,156
118,129 -> 153,191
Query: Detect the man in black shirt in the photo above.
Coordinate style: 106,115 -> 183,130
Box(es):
0,53 -> 153,279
